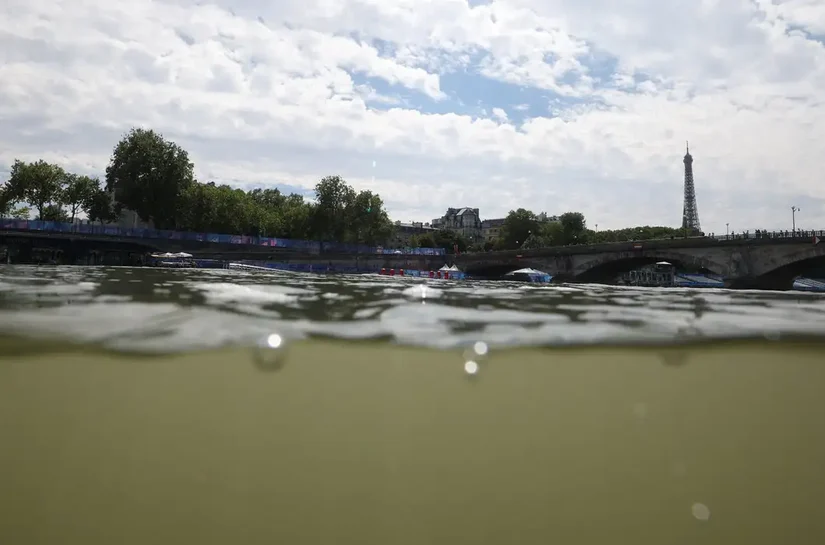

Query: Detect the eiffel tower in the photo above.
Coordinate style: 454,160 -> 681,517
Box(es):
681,141 -> 701,232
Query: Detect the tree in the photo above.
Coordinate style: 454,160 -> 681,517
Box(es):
0,185 -> 13,217
587,225 -> 685,244
85,188 -> 119,224
501,208 -> 540,249
431,229 -> 468,253
179,183 -> 219,233
105,128 -> 195,230
39,203 -> 71,222
467,240 -> 488,252
246,187 -> 289,237
248,188 -> 286,210
346,190 -> 394,245
62,174 -> 99,223
280,194 -> 313,240
3,127 -> 401,246
5,160 -> 67,220
11,206 -> 31,219
312,175 -> 356,242
2,202 -> 30,219
559,211 -> 587,245
522,220 -> 563,249
412,232 -> 437,248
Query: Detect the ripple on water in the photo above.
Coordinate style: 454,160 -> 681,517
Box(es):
190,282 -> 313,304
1,266 -> 825,353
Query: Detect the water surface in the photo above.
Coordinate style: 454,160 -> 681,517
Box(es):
1,265 -> 825,351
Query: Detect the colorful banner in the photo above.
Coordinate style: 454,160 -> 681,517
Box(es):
0,218 -> 446,256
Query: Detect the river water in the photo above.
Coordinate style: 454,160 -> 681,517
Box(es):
1,265 -> 825,544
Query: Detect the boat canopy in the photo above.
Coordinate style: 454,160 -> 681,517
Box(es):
150,252 -> 193,258
506,267 -> 547,275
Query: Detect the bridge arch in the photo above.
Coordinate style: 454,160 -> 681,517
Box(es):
740,244 -> 825,290
573,250 -> 727,284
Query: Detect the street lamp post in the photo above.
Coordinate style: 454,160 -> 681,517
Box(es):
792,206 -> 799,233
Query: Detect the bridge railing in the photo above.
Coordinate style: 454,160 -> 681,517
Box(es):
461,229 -> 825,256
710,229 -> 825,241
0,218 -> 446,256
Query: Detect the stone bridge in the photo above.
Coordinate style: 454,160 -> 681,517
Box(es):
453,236 -> 825,290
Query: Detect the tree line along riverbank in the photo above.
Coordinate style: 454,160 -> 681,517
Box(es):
1,127 -> 694,254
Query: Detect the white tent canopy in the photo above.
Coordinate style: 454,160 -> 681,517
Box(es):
438,264 -> 462,272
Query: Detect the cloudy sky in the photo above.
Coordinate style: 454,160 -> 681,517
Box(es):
1,0 -> 824,233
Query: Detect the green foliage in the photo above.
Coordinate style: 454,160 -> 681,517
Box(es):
411,232 -> 437,248
279,194 -> 314,240
500,208 -> 540,249
105,128 -> 195,230
312,175 -> 356,242
0,186 -> 12,217
63,174 -> 99,222
347,190 -> 395,245
587,225 -> 689,243
559,212 -> 587,244
85,189 -> 119,224
521,221 -> 562,249
5,159 -> 67,219
492,208 -> 686,251
8,206 -> 31,219
170,175 -> 395,245
0,126 -> 382,244
2,159 -> 110,224
39,203 -> 71,222
409,229 -> 468,252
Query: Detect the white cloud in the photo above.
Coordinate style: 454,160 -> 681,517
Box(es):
491,107 -> 508,122
1,0 -> 825,233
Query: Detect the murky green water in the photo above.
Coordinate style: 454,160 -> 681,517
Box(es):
1,266 -> 825,544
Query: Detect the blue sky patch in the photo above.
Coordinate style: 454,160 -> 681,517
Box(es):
349,73 -> 422,111
439,70 -> 553,123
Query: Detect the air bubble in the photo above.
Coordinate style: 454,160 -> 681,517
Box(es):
463,340 -> 489,363
691,503 -> 711,521
763,331 -> 781,341
464,360 -> 479,375
253,333 -> 287,372
659,350 -> 689,367
266,333 -> 282,348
